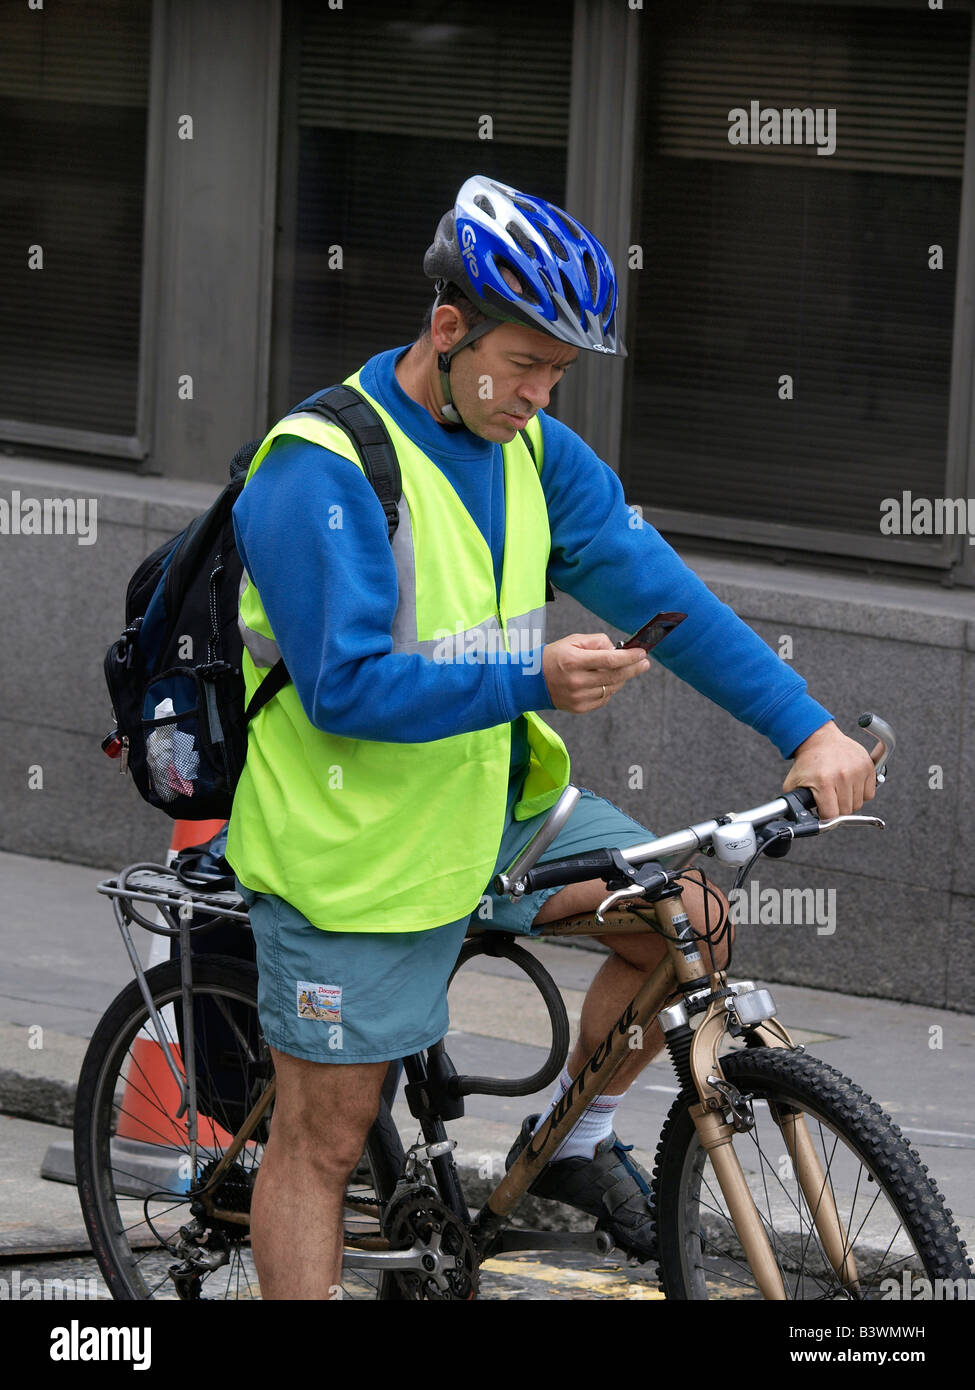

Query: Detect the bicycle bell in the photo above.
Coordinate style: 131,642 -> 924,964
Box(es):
712,821 -> 758,865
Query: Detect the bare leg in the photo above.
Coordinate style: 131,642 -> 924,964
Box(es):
533,874 -> 730,1091
249,1049 -> 388,1299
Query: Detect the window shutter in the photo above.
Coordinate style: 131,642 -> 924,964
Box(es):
0,0 -> 151,440
624,3 -> 969,561
282,0 -> 572,406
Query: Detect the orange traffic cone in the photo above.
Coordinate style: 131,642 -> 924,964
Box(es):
114,819 -> 233,1154
166,818 -> 228,862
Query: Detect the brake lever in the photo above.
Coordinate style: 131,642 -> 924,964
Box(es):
595,883 -> 648,924
816,813 -> 886,834
595,860 -> 673,924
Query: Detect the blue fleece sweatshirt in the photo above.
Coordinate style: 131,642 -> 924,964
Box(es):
232,346 -> 832,774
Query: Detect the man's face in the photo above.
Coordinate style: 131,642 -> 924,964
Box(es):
439,318 -> 578,442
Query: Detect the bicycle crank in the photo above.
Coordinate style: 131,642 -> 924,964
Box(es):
383,1184 -> 479,1300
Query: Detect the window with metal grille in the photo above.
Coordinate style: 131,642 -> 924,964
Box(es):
0,0 -> 151,456
623,1 -> 971,574
273,0 -> 573,413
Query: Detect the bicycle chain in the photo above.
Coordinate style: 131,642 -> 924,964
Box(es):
383,1184 -> 479,1300
192,1157 -> 254,1239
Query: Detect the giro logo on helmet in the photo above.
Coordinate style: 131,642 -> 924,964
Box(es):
460,222 -> 479,278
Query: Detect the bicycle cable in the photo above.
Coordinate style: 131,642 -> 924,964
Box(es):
676,866 -> 729,974
628,868 -> 731,971
142,1189 -> 193,1253
626,823 -> 796,979
722,824 -> 797,973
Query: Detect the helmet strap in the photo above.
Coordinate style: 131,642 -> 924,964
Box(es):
437,352 -> 463,424
435,319 -> 497,425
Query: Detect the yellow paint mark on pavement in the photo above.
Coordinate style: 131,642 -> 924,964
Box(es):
482,1256 -> 664,1298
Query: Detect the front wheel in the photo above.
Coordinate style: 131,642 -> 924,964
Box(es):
652,1046 -> 970,1300
74,956 -> 405,1300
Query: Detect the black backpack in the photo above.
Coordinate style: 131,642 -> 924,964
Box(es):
102,384 -> 401,821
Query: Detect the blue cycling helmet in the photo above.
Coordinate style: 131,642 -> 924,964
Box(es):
424,176 -> 623,422
424,175 -> 623,355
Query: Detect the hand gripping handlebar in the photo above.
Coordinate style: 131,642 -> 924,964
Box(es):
494,712 -> 894,901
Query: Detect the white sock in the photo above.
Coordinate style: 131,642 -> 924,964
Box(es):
532,1066 -> 627,1161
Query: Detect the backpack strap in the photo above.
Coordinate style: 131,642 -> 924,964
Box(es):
229,439 -> 261,484
243,384 -> 402,726
301,383 -> 402,542
244,657 -> 291,723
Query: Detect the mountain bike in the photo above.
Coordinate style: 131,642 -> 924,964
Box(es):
73,713 -> 972,1300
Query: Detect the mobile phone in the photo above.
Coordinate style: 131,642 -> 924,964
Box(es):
615,611 -> 687,653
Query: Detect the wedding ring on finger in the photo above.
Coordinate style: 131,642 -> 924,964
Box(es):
601,684 -> 607,702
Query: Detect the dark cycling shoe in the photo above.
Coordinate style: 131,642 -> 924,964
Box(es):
505,1114 -> 657,1263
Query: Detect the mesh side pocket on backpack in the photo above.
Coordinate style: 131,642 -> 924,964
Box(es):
142,670 -> 223,806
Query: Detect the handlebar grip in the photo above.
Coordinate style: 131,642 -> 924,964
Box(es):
859,711 -> 894,778
516,848 -> 620,895
790,787 -> 818,814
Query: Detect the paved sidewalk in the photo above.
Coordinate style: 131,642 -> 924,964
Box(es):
2,847 -> 973,1261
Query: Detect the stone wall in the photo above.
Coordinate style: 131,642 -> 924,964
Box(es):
2,454 -> 972,1007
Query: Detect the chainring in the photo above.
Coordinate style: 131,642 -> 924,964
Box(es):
383,1184 -> 479,1301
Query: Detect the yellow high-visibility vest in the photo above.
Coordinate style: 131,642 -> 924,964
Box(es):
226,371 -> 570,931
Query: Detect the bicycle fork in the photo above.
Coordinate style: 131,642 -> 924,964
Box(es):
653,894 -> 860,1300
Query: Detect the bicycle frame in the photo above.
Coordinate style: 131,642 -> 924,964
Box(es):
97,864 -> 861,1300
90,714 -> 897,1299
389,892 -> 851,1301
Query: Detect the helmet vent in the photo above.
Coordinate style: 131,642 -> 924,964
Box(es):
507,222 -> 535,258
473,194 -> 497,219
496,257 -> 540,306
552,209 -> 583,240
538,225 -> 568,261
559,269 -> 582,325
582,250 -> 598,299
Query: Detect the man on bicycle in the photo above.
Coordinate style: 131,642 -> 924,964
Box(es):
227,175 -> 876,1298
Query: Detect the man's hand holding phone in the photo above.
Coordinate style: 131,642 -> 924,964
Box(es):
541,615 -> 685,714
542,634 -> 649,713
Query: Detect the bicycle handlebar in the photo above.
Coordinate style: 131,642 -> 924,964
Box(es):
495,712 -> 893,900
509,800 -> 793,896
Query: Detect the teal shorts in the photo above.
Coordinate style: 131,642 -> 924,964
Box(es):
235,787 -> 653,1065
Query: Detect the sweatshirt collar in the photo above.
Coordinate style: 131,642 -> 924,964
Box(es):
362,346 -> 496,465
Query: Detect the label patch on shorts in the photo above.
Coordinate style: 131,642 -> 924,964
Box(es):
296,981 -> 342,1022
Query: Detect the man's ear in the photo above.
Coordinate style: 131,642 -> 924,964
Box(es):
430,303 -> 468,356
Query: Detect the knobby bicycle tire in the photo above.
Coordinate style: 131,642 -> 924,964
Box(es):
74,956 -> 406,1301
652,1045 -> 971,1301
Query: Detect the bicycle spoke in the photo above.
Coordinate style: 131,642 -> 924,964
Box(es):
209,994 -> 260,1065
657,1054 -> 957,1301
754,1128 -> 784,1276
77,960 -> 405,1302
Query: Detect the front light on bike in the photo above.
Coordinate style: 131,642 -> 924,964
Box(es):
730,988 -> 777,1027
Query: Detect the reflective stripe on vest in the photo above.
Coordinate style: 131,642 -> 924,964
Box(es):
226,373 -> 570,932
